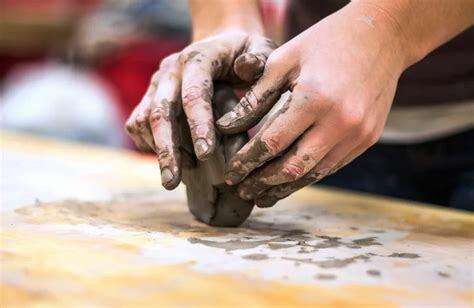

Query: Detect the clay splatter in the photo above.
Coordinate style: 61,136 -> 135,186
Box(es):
242,253 -> 269,261
267,243 -> 294,250
388,253 -> 420,259
315,273 -> 336,280
282,255 -> 370,269
349,237 -> 382,248
188,229 -> 311,251
188,230 -> 384,252
367,269 -> 381,277
438,271 -> 450,278
188,237 -> 270,252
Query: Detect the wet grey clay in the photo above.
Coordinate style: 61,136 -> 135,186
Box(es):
180,84 -> 254,227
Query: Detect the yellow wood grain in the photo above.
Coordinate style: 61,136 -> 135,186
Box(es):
1,131 -> 473,307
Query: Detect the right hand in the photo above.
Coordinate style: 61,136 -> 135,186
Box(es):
125,29 -> 276,190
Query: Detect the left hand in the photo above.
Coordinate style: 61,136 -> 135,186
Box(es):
216,2 -> 410,207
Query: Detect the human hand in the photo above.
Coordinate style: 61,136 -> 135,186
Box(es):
125,30 -> 276,189
216,2 -> 410,207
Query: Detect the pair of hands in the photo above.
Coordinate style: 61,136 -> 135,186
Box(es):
126,3 -> 408,207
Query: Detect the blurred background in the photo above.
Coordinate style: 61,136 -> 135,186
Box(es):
0,0 -> 285,148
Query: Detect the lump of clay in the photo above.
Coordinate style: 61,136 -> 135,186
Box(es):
180,84 -> 254,227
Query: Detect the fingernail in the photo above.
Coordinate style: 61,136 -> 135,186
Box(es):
244,54 -> 264,71
251,54 -> 265,71
225,171 -> 241,185
194,138 -> 210,158
161,168 -> 174,186
217,111 -> 238,128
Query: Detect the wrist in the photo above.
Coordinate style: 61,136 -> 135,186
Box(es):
348,0 -> 420,70
192,22 -> 264,42
190,0 -> 264,42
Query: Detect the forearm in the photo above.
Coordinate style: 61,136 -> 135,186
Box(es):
189,0 -> 264,41
351,0 -> 474,67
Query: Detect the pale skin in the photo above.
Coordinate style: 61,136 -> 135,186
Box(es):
126,0 -> 474,206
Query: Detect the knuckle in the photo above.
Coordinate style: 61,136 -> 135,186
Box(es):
124,119 -> 135,134
188,119 -> 211,131
260,135 -> 283,156
339,107 -> 365,130
357,121 -> 374,140
182,85 -> 205,109
160,53 -> 179,68
239,93 -> 256,113
157,147 -> 171,161
294,81 -> 333,111
367,131 -> 380,146
178,50 -> 190,63
179,48 -> 205,65
281,160 -> 306,181
148,108 -> 162,124
135,113 -> 149,131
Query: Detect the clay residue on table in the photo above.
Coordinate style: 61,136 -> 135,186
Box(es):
242,253 -> 269,261
14,196 -> 424,267
387,253 -> 420,259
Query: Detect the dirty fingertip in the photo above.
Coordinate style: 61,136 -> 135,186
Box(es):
160,167 -> 179,190
234,53 -> 264,83
216,111 -> 238,129
255,196 -> 278,208
194,138 -> 213,161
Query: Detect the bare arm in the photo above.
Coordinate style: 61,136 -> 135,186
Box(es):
361,0 -> 474,66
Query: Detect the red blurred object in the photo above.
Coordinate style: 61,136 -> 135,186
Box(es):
1,0 -> 98,17
96,38 -> 185,121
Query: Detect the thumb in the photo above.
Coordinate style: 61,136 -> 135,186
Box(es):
233,36 -> 277,83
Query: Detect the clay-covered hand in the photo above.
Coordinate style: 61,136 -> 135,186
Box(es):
216,3 -> 410,207
125,30 -> 276,189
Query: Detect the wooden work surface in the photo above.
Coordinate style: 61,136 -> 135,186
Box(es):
1,130 -> 473,307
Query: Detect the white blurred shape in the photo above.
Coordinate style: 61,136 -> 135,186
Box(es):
0,63 -> 125,147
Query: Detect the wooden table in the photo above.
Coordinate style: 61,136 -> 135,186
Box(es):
1,131 -> 473,307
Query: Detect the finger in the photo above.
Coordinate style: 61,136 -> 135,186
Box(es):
125,111 -> 153,152
216,61 -> 288,134
127,110 -> 154,151
224,92 -> 328,185
125,77 -> 159,151
149,59 -> 182,190
234,36 -> 277,82
127,130 -> 153,152
181,51 -> 217,160
254,122 -> 381,207
236,119 -> 342,199
310,137 -> 361,181
254,138 -> 363,208
314,121 -> 382,179
254,168 -> 322,208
